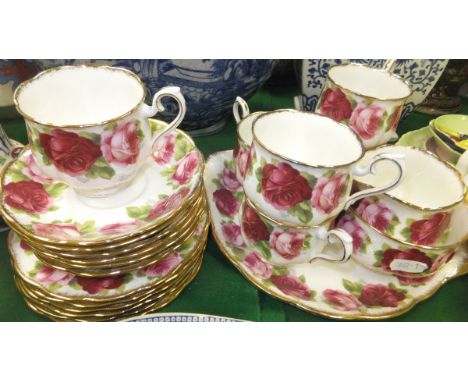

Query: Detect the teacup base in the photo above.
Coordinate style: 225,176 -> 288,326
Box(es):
74,170 -> 148,209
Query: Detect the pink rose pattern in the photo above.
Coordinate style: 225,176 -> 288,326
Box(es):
32,223 -> 81,239
147,188 -> 190,220
270,275 -> 311,299
172,151 -> 200,185
336,214 -> 367,253
323,289 -> 364,311
99,221 -> 141,235
349,103 -> 385,140
311,173 -> 347,214
243,251 -> 272,278
153,133 -> 175,165
101,120 -> 140,165
35,265 -> 74,285
220,168 -> 241,192
221,223 -> 245,247
269,230 -> 306,260
142,252 -> 182,277
356,198 -> 394,232
23,155 -> 53,184
213,189 -> 239,216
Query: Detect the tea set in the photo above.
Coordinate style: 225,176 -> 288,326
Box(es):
0,62 -> 467,320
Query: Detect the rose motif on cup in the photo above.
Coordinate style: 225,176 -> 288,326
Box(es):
213,189 -> 239,216
221,223 -> 245,248
172,151 -> 200,185
32,222 -> 81,239
23,155 -> 53,184
336,214 -> 367,253
236,147 -> 252,179
389,106 -> 403,131
142,252 -> 182,277
241,204 -> 270,242
380,248 -> 433,275
35,265 -> 74,286
39,129 -> 102,176
261,162 -> 312,211
153,133 -> 175,165
269,230 -> 306,260
323,289 -> 364,311
408,213 -> 450,246
220,168 -> 241,192
358,283 -> 405,308
99,221 -> 141,235
4,181 -> 52,214
318,88 -> 352,122
349,103 -> 385,140
270,274 -> 312,299
311,173 -> 347,215
101,120 -> 140,165
76,275 -> 124,295
243,251 -> 272,278
355,198 -> 394,232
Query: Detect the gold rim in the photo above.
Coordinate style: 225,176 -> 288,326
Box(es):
349,208 -> 467,251
236,111 -> 265,146
252,109 -> 365,169
353,145 -> 467,211
327,62 -> 413,102
8,223 -> 209,303
243,195 -> 336,230
13,65 -> 147,129
0,144 -> 204,247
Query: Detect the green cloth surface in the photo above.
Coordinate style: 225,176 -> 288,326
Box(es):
0,84 -> 467,322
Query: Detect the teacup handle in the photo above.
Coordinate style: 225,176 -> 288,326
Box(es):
233,96 -> 250,123
141,86 -> 186,143
344,153 -> 405,210
308,227 -> 353,263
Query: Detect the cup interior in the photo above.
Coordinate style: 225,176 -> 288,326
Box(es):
355,145 -> 465,209
15,66 -> 144,126
328,64 -> 412,100
253,110 -> 363,167
238,112 -> 264,145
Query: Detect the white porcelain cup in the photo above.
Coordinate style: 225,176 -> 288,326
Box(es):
13,65 -> 187,197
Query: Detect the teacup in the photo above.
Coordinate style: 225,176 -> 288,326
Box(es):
239,197 -> 352,266
242,109 -> 405,226
316,63 -> 412,149
13,65 -> 187,197
352,145 -> 467,247
232,97 -> 265,183
336,209 -> 463,281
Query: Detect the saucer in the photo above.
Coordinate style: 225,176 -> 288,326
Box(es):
9,212 -> 209,300
122,312 -> 245,322
204,150 -> 468,320
0,122 -> 203,246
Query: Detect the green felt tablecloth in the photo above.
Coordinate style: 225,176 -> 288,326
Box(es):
1,84 -> 467,322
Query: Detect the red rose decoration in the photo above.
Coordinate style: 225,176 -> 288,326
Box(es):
36,265 -> 73,286
236,147 -> 252,179
221,223 -> 245,247
243,251 -> 272,278
99,221 -> 141,235
358,284 -> 405,307
153,133 -> 175,165
261,162 -> 312,211
323,289 -> 364,311
101,120 -> 140,165
349,103 -> 384,140
381,248 -> 432,275
172,151 -> 200,185
397,252 -> 454,286
409,213 -> 450,246
4,181 -> 52,213
269,230 -> 305,260
270,274 -> 311,299
40,129 -> 101,176
76,275 -> 124,295
142,253 -> 182,277
33,223 -> 81,239
241,204 -> 270,242
311,173 -> 347,214
147,188 -> 189,220
319,88 -> 352,122
356,198 -> 394,231
220,168 -> 241,192
336,214 -> 366,253
20,240 -> 32,251
213,189 -> 239,216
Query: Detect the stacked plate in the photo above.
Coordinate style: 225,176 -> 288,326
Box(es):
0,120 -> 208,321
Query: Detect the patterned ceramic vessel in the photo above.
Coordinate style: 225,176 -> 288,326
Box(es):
0,60 -> 37,111
353,145 -> 467,247
296,59 -> 448,120
316,63 -> 412,149
232,97 -> 265,183
336,208 -> 465,278
13,65 -> 187,197
204,150 -> 468,320
238,197 -> 352,266
242,109 -> 405,226
33,60 -> 277,135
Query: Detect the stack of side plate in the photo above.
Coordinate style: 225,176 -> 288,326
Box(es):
0,120 -> 209,321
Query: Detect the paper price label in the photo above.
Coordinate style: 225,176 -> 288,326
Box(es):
390,259 -> 429,273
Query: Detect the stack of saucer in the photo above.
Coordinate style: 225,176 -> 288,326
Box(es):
0,120 -> 208,321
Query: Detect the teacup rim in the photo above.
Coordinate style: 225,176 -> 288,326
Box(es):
354,144 -> 467,211
13,64 -> 146,130
327,62 -> 413,102
252,108 -> 366,169
236,110 -> 266,146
